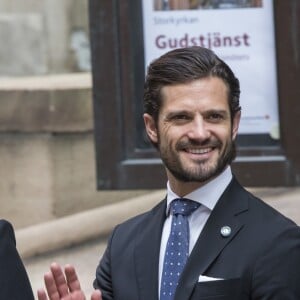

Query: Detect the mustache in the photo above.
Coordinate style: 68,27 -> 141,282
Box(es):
176,138 -> 222,150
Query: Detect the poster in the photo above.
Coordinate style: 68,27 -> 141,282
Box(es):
142,0 -> 279,138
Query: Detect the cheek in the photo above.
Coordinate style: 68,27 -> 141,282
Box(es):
163,128 -> 185,146
159,123 -> 173,141
214,127 -> 232,145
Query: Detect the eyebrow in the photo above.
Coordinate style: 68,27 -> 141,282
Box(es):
163,110 -> 192,119
204,109 -> 229,115
165,109 -> 229,117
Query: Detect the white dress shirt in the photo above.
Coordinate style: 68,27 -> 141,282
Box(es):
158,166 -> 233,294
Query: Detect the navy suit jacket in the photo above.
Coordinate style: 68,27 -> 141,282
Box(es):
94,178 -> 300,299
0,219 -> 34,299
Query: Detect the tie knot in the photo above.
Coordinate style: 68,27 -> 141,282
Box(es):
170,198 -> 200,216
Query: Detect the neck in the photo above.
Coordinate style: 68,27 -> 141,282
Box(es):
166,166 -> 230,197
166,173 -> 207,197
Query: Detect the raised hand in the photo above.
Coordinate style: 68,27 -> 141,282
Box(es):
37,262 -> 102,300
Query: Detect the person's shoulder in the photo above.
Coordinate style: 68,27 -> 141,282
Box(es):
0,219 -> 12,226
0,219 -> 17,250
232,182 -> 300,258
0,219 -> 14,236
231,177 -> 298,229
242,186 -> 299,233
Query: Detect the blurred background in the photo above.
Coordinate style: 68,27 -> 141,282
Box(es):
0,0 -> 299,298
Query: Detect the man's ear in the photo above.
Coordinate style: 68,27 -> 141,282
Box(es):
143,113 -> 158,144
232,110 -> 241,140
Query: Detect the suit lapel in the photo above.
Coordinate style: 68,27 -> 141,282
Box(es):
134,199 -> 166,300
175,178 -> 249,300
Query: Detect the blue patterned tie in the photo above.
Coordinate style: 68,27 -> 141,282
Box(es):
160,198 -> 200,300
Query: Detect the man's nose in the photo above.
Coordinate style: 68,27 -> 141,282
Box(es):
186,117 -> 210,141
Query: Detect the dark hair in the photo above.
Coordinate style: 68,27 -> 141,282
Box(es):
143,46 -> 241,123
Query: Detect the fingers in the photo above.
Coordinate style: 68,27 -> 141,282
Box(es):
43,270 -> 62,300
49,263 -> 70,298
65,264 -> 81,292
91,290 -> 102,300
39,262 -> 89,300
41,262 -> 83,300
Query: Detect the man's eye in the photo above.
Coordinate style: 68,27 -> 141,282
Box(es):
173,114 -> 189,120
207,113 -> 224,121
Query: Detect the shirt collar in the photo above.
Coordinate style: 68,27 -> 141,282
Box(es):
166,166 -> 232,215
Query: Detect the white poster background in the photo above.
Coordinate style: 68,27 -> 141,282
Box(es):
142,0 -> 279,136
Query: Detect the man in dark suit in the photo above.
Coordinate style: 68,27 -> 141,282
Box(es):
37,46 -> 300,300
0,219 -> 34,299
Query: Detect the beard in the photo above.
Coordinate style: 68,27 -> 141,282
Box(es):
158,137 -> 236,183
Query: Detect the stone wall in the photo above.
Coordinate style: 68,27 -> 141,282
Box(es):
0,2 -> 150,229
0,0 -> 91,76
0,74 -> 149,229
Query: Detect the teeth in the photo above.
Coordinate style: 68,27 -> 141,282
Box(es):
187,148 -> 211,154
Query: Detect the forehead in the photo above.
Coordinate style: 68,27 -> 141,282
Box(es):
160,77 -> 230,113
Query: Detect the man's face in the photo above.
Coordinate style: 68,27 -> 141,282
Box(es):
144,77 -> 240,191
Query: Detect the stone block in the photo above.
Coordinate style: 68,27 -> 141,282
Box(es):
0,131 -> 150,229
0,134 -> 53,228
0,73 -> 93,132
50,133 -> 150,217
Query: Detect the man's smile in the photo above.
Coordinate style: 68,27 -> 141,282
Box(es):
184,147 -> 214,155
